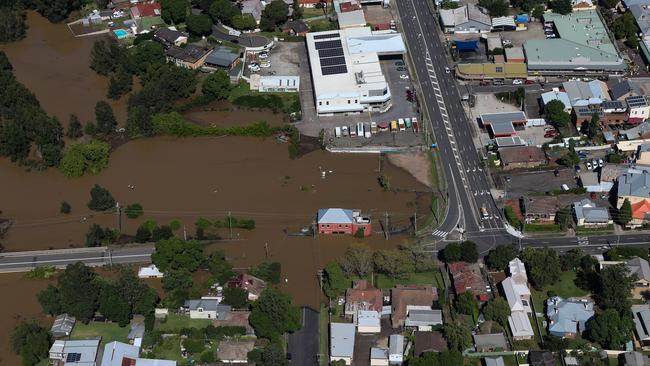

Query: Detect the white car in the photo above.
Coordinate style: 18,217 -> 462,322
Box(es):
249,65 -> 260,72
592,160 -> 598,168
598,159 -> 604,167
445,67 -> 450,74
586,161 -> 593,170
512,79 -> 523,85
258,53 -> 269,59
247,63 -> 259,70
260,62 -> 271,68
400,74 -> 409,80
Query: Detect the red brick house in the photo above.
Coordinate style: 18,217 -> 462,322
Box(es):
227,274 -> 266,301
317,208 -> 371,237
344,280 -> 383,317
448,262 -> 489,302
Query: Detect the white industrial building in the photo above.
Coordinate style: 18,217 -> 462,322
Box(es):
306,27 -> 406,116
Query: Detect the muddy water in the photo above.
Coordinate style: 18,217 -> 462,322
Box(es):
0,274 -> 53,365
0,12 -> 128,125
0,137 -> 427,305
183,100 -> 286,127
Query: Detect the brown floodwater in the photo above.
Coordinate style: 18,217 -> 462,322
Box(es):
0,11 -> 128,126
182,100 -> 286,127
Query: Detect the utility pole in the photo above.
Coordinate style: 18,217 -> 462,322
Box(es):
228,211 -> 233,240
183,225 -> 187,241
264,242 -> 269,259
115,202 -> 122,233
414,211 -> 417,234
384,211 -> 389,240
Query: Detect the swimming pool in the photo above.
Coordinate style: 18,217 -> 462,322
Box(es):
113,29 -> 128,39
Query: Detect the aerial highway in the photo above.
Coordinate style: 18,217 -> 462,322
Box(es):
396,0 -> 505,240
0,244 -> 154,273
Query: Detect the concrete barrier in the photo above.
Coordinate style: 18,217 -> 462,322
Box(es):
0,246 -> 107,258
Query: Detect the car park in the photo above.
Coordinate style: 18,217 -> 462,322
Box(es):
395,61 -> 404,66
397,67 -> 406,71
598,159 -> 604,167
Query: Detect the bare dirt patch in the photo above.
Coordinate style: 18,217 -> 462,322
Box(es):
386,152 -> 432,188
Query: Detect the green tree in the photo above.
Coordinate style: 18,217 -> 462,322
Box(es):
442,242 -> 462,262
483,297 -> 510,327
0,8 -> 27,43
135,223 -> 152,243
250,262 -> 282,284
455,291 -> 478,315
581,114 -> 600,139
373,249 -> 414,278
152,225 -> 174,241
460,241 -> 478,263
232,13 -> 258,30
107,66 -> 133,100
443,323 -> 472,352
599,263 -> 635,313
186,14 -> 213,36
11,320 -> 51,366
127,40 -> 166,75
478,0 -> 508,16
589,309 -> 633,349
37,285 -> 62,316
223,287 -> 249,308
551,0 -> 572,14
617,199 -> 632,226
339,243 -> 373,277
90,38 -> 126,76
161,0 -> 189,24
60,140 -> 111,177
60,200 -> 71,214
125,203 -> 144,219
162,268 -> 193,292
85,224 -> 118,247
485,244 -> 518,270
87,184 -> 116,211
209,0 -> 241,25
262,343 -> 287,366
152,237 -> 203,272
612,12 -> 638,44
67,114 -> 83,139
202,70 -> 232,99
323,262 -> 348,298
520,247 -> 561,288
545,100 -> 571,129
249,288 -> 301,340
205,250 -> 234,284
260,0 -> 289,31
99,283 -> 132,326
126,105 -> 154,138
532,4 -> 544,18
95,101 -> 117,135
399,243 -> 434,272
58,263 -> 100,322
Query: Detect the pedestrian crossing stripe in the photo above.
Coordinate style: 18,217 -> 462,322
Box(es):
432,230 -> 447,237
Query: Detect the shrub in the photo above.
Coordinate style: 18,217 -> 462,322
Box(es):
125,203 -> 144,219
59,141 -> 110,177
60,201 -> 71,214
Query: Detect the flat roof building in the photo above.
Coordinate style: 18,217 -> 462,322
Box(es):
439,4 -> 491,34
479,112 -> 528,137
331,323 -> 356,365
49,339 -> 100,366
306,27 -> 405,116
523,10 -> 625,75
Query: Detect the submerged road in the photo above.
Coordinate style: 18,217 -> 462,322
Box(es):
0,244 -> 154,273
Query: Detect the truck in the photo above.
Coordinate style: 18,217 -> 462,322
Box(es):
364,123 -> 371,138
390,120 -> 398,132
412,117 -> 419,133
356,123 -> 364,137
398,118 -> 406,131
370,121 -> 378,134
334,126 -> 341,137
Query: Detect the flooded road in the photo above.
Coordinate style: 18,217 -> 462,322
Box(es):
0,11 -> 128,125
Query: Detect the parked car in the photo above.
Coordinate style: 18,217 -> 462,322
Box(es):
260,62 -> 271,68
575,165 -> 581,173
598,158 -> 604,167
586,161 -> 593,170
445,67 -> 451,73
395,61 -> 404,66
544,130 -> 558,138
592,160 -> 598,168
397,67 -> 406,71
350,126 -> 357,137
503,39 -> 512,45
334,126 -> 341,137
479,80 -> 490,86
398,118 -> 406,131
258,53 -> 269,59
512,79 -> 523,85
370,122 -> 378,134
525,79 -> 536,84
400,74 -> 409,80
249,66 -> 260,72
247,63 -> 259,69
342,125 -> 349,137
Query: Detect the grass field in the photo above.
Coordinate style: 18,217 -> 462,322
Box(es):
375,270 -> 445,290
531,271 -> 589,313
70,321 -> 129,345
156,313 -> 213,332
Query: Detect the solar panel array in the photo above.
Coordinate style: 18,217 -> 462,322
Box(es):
315,36 -> 347,76
66,353 -> 82,362
627,95 -> 647,107
313,33 -> 340,40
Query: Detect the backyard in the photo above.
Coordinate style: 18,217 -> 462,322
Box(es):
70,322 -> 129,345
156,313 -> 214,332
375,269 -> 445,290
530,271 -> 589,315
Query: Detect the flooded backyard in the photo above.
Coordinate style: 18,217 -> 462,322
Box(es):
0,12 -> 433,362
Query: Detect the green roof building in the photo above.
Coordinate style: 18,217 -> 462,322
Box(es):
523,10 -> 625,75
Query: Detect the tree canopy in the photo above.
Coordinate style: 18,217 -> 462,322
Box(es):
477,0 -> 508,16
483,297 -> 510,327
58,262 -> 100,322
589,309 -> 634,350
202,70 -> 232,99
60,141 -> 110,177
152,237 -> 204,272
11,320 -> 51,366
339,243 -> 373,277
598,263 -> 635,313
409,350 -> 463,366
36,0 -> 83,22
95,101 -> 117,135
249,288 -> 301,340
617,199 -> 632,226
443,323 -> 472,352
204,250 -> 235,284
0,8 -> 27,43
186,14 -> 213,36
544,100 -> 571,129
209,0 -> 240,26
455,291 -> 478,316
161,0 -> 189,24
90,38 -> 127,76
551,0 -> 572,14
323,262 -> 348,298
87,184 -> 116,211
373,249 -> 414,278
485,244 -> 518,270
260,0 -> 288,31
520,247 -> 561,288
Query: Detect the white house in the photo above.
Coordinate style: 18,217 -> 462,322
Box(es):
502,258 -> 534,340
331,323 -> 356,365
138,264 -> 164,278
183,299 -> 231,320
389,334 -> 404,365
370,347 -> 389,366
627,95 -> 650,123
356,310 -> 381,333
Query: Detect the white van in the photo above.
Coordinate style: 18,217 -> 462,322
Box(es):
364,123 -> 371,138
357,123 -> 364,137
398,118 -> 406,131
334,127 -> 341,138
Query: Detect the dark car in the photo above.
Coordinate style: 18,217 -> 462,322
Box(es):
395,61 -> 404,66
397,67 -> 406,71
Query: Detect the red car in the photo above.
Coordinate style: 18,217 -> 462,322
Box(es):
544,130 -> 558,138
479,80 -> 490,86
524,79 -> 536,85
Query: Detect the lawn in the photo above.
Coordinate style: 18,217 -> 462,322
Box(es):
148,335 -> 185,363
531,271 -> 589,314
375,270 -> 444,290
302,7 -> 327,18
319,304 -> 329,366
70,321 -> 129,345
156,313 -> 213,332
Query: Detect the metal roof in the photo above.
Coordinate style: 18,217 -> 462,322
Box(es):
331,323 -> 356,358
632,304 -> 650,341
356,310 -> 380,327
317,208 -> 354,224
473,333 -> 508,349
573,199 -> 610,223
628,257 -> 650,281
508,310 -> 534,338
389,334 -> 404,355
405,309 -> 443,326
541,90 -> 571,109
480,112 -> 526,136
370,347 -> 388,359
101,341 -> 140,366
617,170 -> 650,199
205,47 -> 239,68
485,357 -> 506,366
495,136 -> 526,147
546,296 -> 595,336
